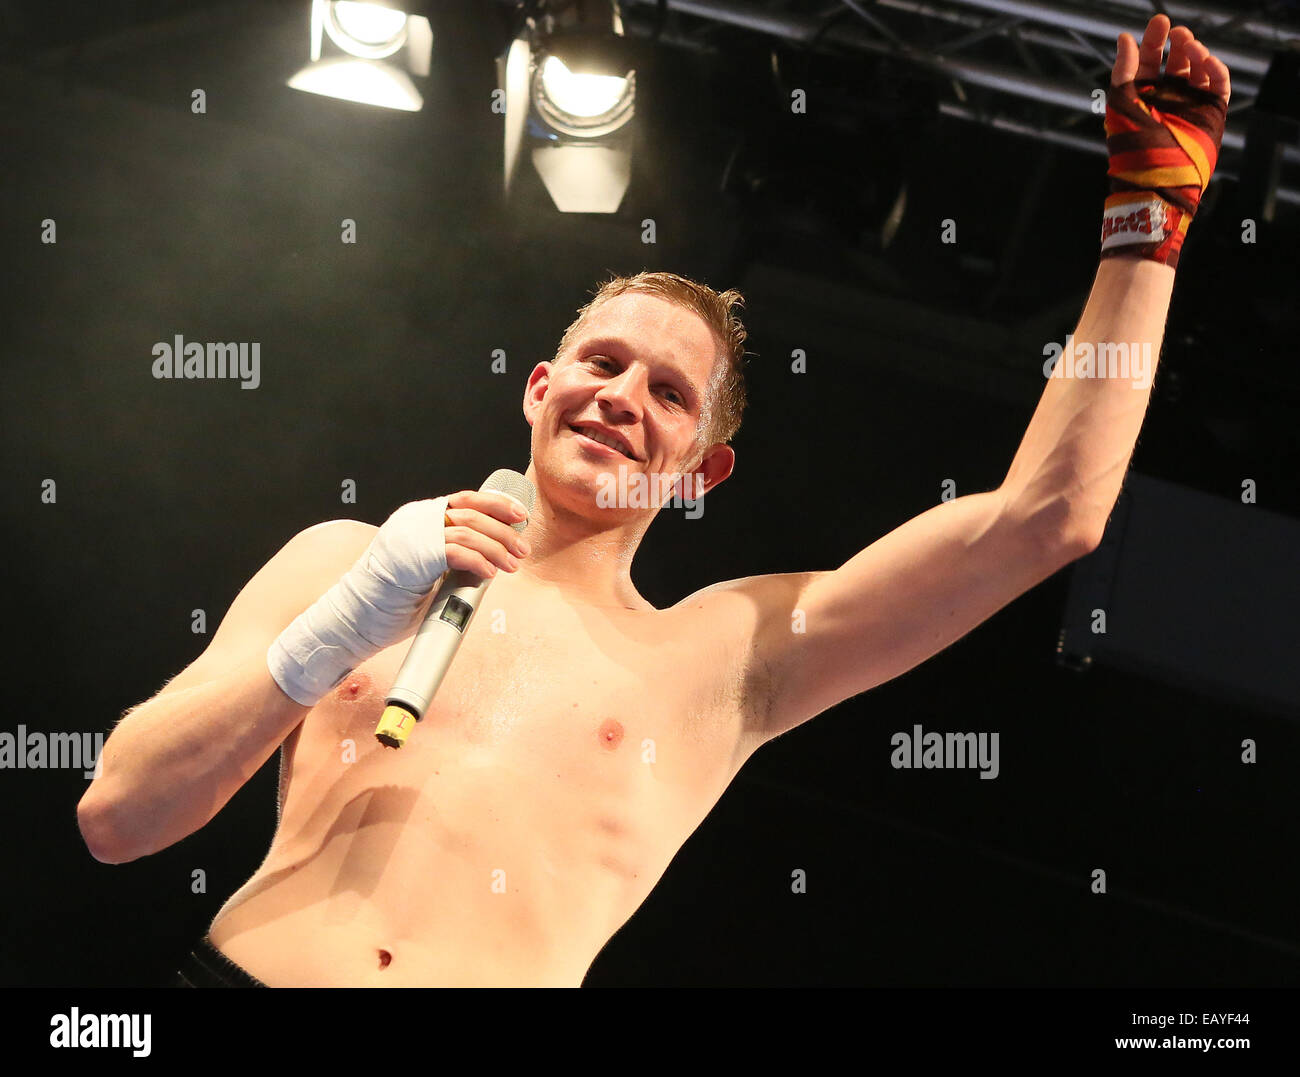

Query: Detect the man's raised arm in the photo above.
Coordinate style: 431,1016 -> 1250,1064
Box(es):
706,14 -> 1230,746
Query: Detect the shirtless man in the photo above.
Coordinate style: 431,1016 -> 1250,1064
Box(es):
77,15 -> 1229,987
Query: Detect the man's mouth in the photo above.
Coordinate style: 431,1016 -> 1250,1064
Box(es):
568,424 -> 638,461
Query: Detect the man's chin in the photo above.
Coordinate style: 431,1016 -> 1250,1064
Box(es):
541,468 -> 657,517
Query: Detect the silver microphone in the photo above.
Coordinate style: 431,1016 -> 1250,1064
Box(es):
374,468 -> 536,748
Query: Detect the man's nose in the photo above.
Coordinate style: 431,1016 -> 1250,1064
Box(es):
595,367 -> 646,418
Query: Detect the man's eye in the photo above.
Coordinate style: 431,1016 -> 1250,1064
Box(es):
587,357 -> 682,405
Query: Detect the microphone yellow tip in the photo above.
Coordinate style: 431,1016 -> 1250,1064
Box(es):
375,704 -> 417,749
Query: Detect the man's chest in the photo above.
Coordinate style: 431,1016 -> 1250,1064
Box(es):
293,590 -> 751,815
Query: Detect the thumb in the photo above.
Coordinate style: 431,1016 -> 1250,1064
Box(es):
1112,32 -> 1139,86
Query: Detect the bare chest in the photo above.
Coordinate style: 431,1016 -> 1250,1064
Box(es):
212,583 -> 753,981
282,584 -> 748,841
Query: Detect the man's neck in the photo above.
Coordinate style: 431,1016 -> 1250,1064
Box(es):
514,493 -> 654,612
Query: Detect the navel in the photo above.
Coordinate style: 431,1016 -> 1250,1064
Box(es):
335,671 -> 374,703
597,719 -> 624,750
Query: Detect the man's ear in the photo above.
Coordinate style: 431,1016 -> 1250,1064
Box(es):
522,360 -> 553,428
680,442 -> 735,500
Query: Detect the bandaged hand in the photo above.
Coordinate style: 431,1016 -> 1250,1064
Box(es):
267,497 -> 453,707
1101,15 -> 1230,269
267,490 -> 531,707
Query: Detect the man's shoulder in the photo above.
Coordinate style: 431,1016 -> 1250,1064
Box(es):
273,517 -> 376,571
294,517 -> 378,552
247,518 -> 377,607
671,571 -> 824,615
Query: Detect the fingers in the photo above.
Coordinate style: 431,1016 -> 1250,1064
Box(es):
447,507 -> 531,556
1185,44 -> 1231,102
1187,40 -> 1214,89
1207,55 -> 1231,104
1166,25 -> 1196,80
1112,32 -> 1138,87
443,522 -> 517,576
1136,13 -> 1170,82
443,494 -> 532,577
1120,14 -> 1231,105
444,536 -> 502,579
446,489 -> 528,524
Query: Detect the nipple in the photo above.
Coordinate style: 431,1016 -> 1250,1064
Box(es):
335,670 -> 373,702
598,719 -> 624,750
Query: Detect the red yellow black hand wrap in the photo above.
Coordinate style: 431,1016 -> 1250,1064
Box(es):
1101,74 -> 1227,268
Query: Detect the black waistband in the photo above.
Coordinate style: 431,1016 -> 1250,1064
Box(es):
174,935 -> 270,988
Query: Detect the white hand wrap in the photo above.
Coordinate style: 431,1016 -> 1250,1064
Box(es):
266,496 -> 452,706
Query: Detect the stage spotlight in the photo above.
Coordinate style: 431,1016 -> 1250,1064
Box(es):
534,55 -> 635,136
498,1 -> 638,213
288,0 -> 433,112
325,1 -> 408,58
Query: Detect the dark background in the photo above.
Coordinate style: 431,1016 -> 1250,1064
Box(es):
2,0 -> 1297,987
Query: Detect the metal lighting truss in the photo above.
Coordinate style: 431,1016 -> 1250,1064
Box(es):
618,0 -> 1300,204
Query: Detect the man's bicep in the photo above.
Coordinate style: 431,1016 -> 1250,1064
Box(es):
745,491 -> 1077,742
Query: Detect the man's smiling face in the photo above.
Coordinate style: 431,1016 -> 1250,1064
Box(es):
524,291 -> 735,516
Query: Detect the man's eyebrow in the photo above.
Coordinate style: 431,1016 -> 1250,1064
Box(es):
577,336 -> 703,401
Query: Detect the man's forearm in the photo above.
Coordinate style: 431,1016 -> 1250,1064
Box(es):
995,14 -> 1230,550
999,254 -> 1176,548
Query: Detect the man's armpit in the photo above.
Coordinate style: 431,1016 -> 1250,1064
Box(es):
738,648 -> 780,744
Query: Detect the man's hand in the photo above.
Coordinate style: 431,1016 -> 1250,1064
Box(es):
1112,14 -> 1230,94
1102,15 -> 1230,268
695,18 -> 1235,753
266,492 -> 525,708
